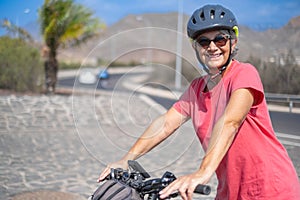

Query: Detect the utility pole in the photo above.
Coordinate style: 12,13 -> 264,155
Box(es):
175,0 -> 183,89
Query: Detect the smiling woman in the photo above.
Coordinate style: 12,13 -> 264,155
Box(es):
160,4 -> 300,199
98,4 -> 300,200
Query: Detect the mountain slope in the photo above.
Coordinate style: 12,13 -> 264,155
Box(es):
57,13 -> 300,66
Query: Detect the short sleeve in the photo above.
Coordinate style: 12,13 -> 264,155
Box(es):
230,64 -> 264,106
173,78 -> 202,117
173,86 -> 192,117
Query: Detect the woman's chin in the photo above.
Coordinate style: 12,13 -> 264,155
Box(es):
207,62 -> 223,70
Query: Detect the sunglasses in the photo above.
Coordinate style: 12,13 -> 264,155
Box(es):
195,35 -> 230,49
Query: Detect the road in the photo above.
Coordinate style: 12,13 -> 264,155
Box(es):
58,73 -> 300,137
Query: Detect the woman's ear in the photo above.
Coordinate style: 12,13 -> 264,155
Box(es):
231,39 -> 238,53
190,38 -> 196,49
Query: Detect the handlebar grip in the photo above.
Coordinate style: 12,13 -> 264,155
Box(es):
194,184 -> 211,195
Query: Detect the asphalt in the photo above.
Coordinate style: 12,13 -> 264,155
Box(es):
0,69 -> 299,199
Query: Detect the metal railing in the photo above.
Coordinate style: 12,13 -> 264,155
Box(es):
265,93 -> 300,113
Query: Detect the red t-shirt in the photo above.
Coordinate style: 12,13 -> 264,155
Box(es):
173,60 -> 300,199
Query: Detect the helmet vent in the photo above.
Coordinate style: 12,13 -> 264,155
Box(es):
200,12 -> 205,21
192,17 -> 196,24
210,10 -> 215,19
220,12 -> 225,19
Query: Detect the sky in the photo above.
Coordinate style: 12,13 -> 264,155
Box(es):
0,0 -> 299,33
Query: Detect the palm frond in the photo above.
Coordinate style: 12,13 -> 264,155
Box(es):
39,0 -> 104,49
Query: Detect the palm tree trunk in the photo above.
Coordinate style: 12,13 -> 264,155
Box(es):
45,49 -> 58,94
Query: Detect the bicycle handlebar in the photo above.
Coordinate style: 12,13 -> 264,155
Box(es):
106,160 -> 211,199
194,184 -> 211,195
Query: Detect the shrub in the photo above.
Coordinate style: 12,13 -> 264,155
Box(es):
59,61 -> 81,70
0,36 -> 43,92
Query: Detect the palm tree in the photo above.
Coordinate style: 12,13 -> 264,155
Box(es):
39,0 -> 104,93
1,19 -> 33,42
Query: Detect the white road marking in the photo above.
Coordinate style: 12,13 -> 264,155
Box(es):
276,132 -> 300,147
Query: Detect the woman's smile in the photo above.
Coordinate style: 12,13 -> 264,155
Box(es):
206,53 -> 223,59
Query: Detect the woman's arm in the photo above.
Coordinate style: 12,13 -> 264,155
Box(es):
160,88 -> 255,200
200,88 -> 254,176
98,107 -> 189,181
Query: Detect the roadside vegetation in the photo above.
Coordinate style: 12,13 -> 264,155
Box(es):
0,37 -> 43,92
246,50 -> 300,94
0,0 -> 104,94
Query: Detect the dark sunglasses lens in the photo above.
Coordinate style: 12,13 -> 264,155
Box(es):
198,38 -> 210,48
214,35 -> 228,46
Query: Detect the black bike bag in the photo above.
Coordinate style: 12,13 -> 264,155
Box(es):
89,179 -> 142,200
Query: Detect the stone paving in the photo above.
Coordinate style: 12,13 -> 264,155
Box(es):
0,91 -> 299,200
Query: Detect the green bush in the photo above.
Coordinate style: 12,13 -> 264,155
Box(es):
59,61 -> 81,70
247,51 -> 300,95
0,36 -> 43,92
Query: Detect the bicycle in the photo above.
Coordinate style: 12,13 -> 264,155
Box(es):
89,160 -> 211,200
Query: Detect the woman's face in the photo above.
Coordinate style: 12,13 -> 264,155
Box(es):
194,30 -> 237,72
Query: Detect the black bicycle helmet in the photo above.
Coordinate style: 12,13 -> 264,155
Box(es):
187,4 -> 238,39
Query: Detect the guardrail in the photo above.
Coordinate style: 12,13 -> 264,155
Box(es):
265,93 -> 300,113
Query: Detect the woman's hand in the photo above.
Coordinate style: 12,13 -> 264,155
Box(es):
97,159 -> 128,182
159,171 -> 211,200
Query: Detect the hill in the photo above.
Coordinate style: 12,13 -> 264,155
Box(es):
57,13 -> 300,67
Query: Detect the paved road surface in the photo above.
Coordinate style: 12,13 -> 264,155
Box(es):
0,92 -> 214,200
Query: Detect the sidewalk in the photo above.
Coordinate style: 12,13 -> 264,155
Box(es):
0,92 -> 219,200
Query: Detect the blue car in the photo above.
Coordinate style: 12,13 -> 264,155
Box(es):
98,69 -> 109,79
